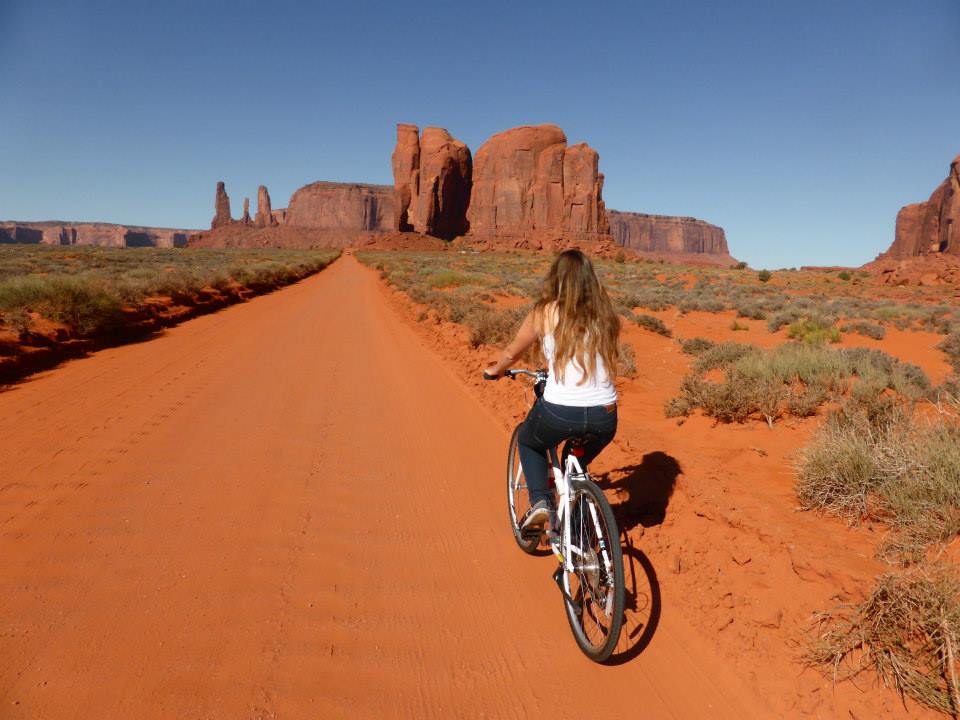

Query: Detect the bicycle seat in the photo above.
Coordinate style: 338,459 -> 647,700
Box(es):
565,434 -> 599,457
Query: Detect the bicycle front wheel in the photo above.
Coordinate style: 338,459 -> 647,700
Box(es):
561,479 -> 625,662
506,424 -> 540,554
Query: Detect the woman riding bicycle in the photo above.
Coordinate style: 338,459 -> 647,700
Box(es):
484,249 -> 620,533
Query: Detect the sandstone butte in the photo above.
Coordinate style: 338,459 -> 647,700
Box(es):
466,124 -> 609,241
884,153 -> 959,258
392,124 -> 471,238
0,221 -> 192,248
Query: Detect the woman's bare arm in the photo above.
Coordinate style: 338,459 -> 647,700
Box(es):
484,311 -> 538,378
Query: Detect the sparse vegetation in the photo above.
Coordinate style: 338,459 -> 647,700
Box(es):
666,342 -> 930,427
0,246 -> 339,337
758,269 -> 772,283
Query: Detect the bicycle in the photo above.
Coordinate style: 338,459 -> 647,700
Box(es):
485,368 -> 625,662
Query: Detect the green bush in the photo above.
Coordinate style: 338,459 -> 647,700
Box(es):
758,269 -> 772,283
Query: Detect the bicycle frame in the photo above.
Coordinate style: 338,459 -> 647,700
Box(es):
550,449 -> 615,610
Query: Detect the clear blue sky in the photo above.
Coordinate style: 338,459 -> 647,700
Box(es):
2,0 -> 957,267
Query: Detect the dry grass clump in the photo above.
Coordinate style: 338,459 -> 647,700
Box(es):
807,563 -> 960,715
796,404 -> 960,558
666,343 -> 930,427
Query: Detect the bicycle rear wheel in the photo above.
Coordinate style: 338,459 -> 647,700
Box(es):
560,479 -> 625,662
506,424 -> 540,553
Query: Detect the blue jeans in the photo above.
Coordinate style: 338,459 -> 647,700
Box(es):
517,398 -> 617,507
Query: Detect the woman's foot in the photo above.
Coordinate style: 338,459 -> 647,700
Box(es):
521,499 -> 552,531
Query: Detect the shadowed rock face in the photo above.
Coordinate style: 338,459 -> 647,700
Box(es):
391,124 -> 471,238
466,124 -> 608,239
886,154 -> 960,258
607,211 -> 728,255
255,185 -> 276,227
284,182 -> 393,231
241,198 -> 251,225
212,181 -> 233,229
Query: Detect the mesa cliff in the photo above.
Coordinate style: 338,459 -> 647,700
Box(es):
0,221 -> 192,248
607,210 -> 730,257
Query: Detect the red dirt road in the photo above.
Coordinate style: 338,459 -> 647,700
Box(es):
0,256 -> 766,718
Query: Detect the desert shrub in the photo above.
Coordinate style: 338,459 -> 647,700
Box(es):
788,318 -> 841,344
838,271 -> 852,281
691,341 -> 754,372
665,371 -> 785,426
467,306 -> 523,348
938,333 -> 960,375
678,291 -> 726,314
734,261 -> 748,270
679,337 -> 715,356
769,307 -> 836,333
841,321 -> 886,340
758,269 -> 772,283
614,250 -> 626,264
735,300 -> 767,320
633,313 -> 671,337
808,563 -> 960,715
730,319 -> 748,332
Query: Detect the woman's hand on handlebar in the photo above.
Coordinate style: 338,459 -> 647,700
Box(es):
483,364 -> 502,381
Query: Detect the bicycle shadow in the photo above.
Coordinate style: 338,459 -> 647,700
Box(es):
607,532 -> 661,665
595,451 -> 682,531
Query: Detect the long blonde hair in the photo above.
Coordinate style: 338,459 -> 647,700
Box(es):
534,250 -> 620,383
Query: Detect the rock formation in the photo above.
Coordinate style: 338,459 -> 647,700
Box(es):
211,181 -> 233,229
885,154 -> 959,258
241,197 -> 252,225
255,185 -> 276,227
466,124 -> 608,239
284,182 -> 393,231
392,124 -> 420,232
607,211 -> 729,256
391,124 -> 471,238
0,222 -> 191,248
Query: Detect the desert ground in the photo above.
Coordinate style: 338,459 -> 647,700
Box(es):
1,246 -> 958,718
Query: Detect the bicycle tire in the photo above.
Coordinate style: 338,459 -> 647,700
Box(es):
506,424 -> 540,554
560,478 -> 625,662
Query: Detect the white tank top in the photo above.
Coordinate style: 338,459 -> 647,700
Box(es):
542,331 -> 618,407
